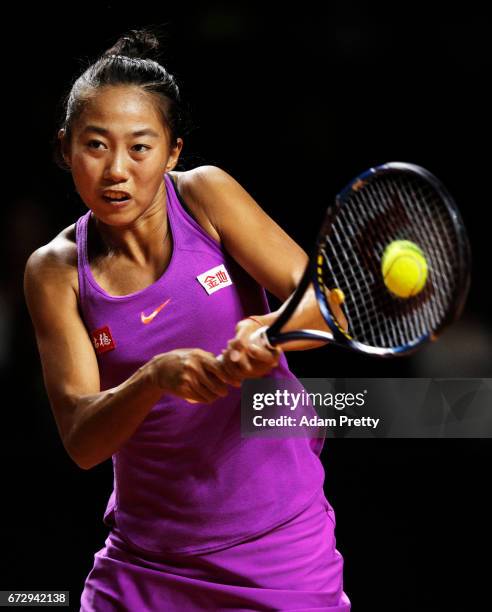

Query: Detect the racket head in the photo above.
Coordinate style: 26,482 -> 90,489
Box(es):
313,162 -> 471,356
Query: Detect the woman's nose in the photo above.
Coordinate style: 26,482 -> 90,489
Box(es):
103,153 -> 129,181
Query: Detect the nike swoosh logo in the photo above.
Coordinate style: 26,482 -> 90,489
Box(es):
141,298 -> 171,324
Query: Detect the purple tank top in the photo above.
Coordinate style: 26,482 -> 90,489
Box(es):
75,172 -> 325,555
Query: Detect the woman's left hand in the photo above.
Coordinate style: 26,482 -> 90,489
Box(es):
219,318 -> 282,383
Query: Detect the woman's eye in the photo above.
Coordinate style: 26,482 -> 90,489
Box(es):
86,141 -> 149,153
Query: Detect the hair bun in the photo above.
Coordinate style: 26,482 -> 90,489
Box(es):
103,27 -> 164,61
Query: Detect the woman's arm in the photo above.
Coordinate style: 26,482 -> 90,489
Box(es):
179,165 -> 307,302
24,245 -> 233,470
180,166 -> 343,371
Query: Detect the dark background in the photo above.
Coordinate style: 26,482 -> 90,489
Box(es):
1,4 -> 491,610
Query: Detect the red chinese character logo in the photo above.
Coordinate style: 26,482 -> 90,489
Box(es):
91,325 -> 116,354
203,275 -> 219,289
197,264 -> 233,295
216,270 -> 228,284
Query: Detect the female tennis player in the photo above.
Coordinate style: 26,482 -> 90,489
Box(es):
23,28 -> 351,611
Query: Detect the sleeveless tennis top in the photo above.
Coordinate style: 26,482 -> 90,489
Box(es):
75,172 -> 325,555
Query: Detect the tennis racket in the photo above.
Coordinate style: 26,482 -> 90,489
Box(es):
248,161 -> 471,357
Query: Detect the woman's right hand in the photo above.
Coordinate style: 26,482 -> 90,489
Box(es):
150,349 -> 240,404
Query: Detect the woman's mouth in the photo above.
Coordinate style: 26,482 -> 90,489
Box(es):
102,191 -> 132,205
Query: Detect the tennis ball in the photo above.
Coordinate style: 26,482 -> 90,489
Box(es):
381,240 -> 428,298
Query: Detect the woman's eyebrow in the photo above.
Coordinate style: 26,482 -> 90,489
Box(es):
82,125 -> 160,138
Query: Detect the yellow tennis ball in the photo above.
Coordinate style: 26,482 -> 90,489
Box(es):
382,240 -> 428,298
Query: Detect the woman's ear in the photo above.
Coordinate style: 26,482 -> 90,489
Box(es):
58,128 -> 71,167
165,137 -> 184,172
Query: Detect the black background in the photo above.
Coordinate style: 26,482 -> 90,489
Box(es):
1,3 -> 491,610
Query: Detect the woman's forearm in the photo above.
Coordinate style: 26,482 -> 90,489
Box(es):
252,284 -> 336,351
65,356 -> 164,470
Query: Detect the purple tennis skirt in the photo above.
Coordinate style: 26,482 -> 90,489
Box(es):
79,488 -> 351,611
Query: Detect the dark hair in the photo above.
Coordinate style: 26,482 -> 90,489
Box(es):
53,27 -> 194,171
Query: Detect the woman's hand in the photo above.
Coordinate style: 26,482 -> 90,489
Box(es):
150,348 -> 237,404
219,318 -> 282,382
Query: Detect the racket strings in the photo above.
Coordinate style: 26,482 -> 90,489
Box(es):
333,191 -> 418,347
331,206 -> 399,347
373,179 -> 443,331
353,178 -> 454,343
320,172 -> 464,348
349,186 -> 447,343
349,186 -> 419,346
396,183 -> 451,332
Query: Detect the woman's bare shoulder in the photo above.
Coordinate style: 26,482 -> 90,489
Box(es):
171,165 -> 246,209
170,166 -> 227,191
24,222 -> 79,292
169,169 -> 221,243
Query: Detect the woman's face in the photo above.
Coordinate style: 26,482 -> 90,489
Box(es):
59,85 -> 183,224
